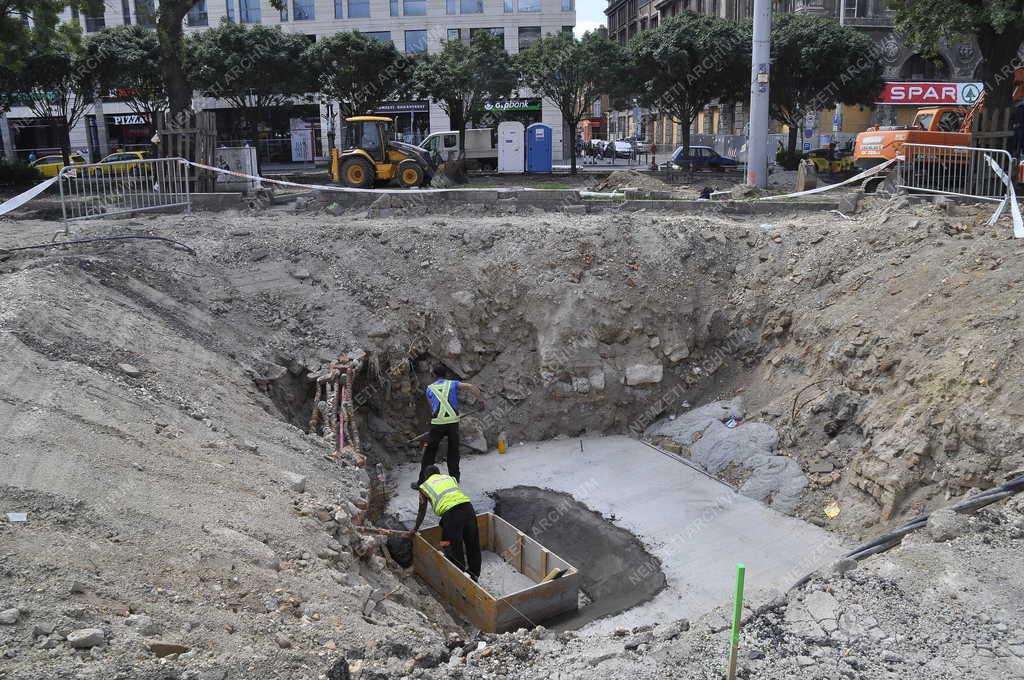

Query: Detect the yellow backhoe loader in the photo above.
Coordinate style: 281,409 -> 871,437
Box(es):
336,116 -> 438,189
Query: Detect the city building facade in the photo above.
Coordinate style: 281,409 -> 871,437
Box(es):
602,0 -> 984,155
0,0 -> 576,164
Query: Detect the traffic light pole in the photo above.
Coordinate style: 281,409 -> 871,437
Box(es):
745,0 -> 772,188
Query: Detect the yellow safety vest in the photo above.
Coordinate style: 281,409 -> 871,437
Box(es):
429,380 -> 460,425
419,474 -> 471,517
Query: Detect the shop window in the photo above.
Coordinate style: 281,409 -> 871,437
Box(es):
503,0 -> 513,11
517,26 -> 541,50
239,0 -> 260,22
293,0 -> 314,19
134,0 -> 155,26
405,29 -> 428,53
461,0 -> 483,12
121,0 -> 131,24
404,0 -> 426,15
447,0 -> 457,13
225,0 -> 235,22
518,0 -> 540,12
84,14 -> 105,31
390,0 -> 399,15
187,0 -> 209,26
561,0 -> 573,9
348,0 -> 369,17
365,31 -> 392,42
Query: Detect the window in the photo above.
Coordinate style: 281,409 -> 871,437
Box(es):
503,0 -> 513,11
69,6 -> 79,20
390,0 -> 399,15
561,0 -> 573,8
187,0 -> 209,26
280,4 -> 288,20
446,0 -> 456,13
294,0 -> 314,19
240,0 -> 260,22
518,0 -> 540,11
447,28 -> 462,42
348,0 -> 369,16
460,0 -> 482,12
134,0 -> 155,26
404,0 -> 426,15
470,26 -> 504,43
121,0 -> 131,24
561,25 -> 572,35
225,0 -> 235,22
335,0 -> 344,17
84,14 -> 105,31
405,29 -> 428,53
517,25 -> 541,50
365,31 -> 392,42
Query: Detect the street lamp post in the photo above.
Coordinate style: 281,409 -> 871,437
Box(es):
746,0 -> 772,188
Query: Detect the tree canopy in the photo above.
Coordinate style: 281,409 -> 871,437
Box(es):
85,25 -> 165,118
188,22 -> 312,135
769,13 -> 884,154
306,30 -> 413,120
628,12 -> 750,157
518,30 -> 628,173
413,31 -> 517,151
888,0 -> 1024,107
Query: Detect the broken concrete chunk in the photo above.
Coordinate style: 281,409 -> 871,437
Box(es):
927,508 -> 968,542
589,370 -> 606,392
283,472 -> 307,493
291,268 -> 310,280
625,363 -> 663,386
67,628 -> 105,648
118,363 -> 142,378
147,641 -> 189,657
808,461 -> 834,474
0,608 -> 19,625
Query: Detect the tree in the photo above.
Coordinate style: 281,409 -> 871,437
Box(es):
518,30 -> 629,174
13,24 -> 98,164
413,31 -> 517,152
629,13 -> 750,160
85,25 -> 165,119
306,30 -> 413,122
769,13 -> 884,156
188,23 -> 312,142
888,0 -> 1024,108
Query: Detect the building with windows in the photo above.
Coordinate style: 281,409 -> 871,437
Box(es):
601,0 -> 983,154
0,0 -> 576,164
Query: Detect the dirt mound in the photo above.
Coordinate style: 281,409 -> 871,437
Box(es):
591,169 -> 673,193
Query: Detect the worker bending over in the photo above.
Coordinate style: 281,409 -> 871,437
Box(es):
409,465 -> 481,581
418,365 -> 484,485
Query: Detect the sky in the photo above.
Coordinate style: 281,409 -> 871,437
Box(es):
574,0 -> 606,38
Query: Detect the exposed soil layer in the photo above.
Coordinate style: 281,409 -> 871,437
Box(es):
492,486 -> 667,630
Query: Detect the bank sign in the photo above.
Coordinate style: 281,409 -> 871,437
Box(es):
876,82 -> 983,106
483,98 -> 542,112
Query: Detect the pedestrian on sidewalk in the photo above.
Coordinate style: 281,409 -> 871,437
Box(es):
409,465 -> 482,581
604,139 -> 616,165
417,365 -> 484,486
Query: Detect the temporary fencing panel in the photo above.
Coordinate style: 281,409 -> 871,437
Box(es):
896,144 -> 1014,202
59,157 -> 191,222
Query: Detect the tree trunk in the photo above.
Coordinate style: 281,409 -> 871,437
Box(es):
976,24 -> 1024,110
60,117 -> 71,167
681,121 -> 691,163
787,123 -> 799,156
157,1 -> 197,124
450,103 -> 467,154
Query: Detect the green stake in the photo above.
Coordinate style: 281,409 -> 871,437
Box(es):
726,563 -> 746,680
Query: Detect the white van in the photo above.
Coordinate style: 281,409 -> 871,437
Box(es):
420,129 -> 498,172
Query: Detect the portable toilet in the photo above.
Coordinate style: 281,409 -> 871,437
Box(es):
497,121 -> 525,174
526,123 -> 553,173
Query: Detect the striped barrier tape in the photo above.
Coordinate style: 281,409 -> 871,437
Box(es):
0,176 -> 60,217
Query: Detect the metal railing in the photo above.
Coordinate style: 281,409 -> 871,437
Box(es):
58,157 -> 191,222
896,143 -> 1015,202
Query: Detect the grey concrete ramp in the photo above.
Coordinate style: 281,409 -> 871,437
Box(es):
389,435 -> 846,634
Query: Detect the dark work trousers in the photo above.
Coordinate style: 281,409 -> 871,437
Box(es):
420,422 -> 460,483
439,501 -> 481,581
1015,105 -> 1024,158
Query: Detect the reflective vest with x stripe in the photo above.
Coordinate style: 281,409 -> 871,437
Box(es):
419,474 -> 470,517
428,379 -> 460,425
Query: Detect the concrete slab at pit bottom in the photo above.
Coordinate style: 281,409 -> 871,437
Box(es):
390,435 -> 847,634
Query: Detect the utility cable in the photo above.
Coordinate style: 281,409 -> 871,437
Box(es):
0,235 -> 196,256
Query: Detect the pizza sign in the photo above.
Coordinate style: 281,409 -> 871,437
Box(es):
877,82 -> 983,105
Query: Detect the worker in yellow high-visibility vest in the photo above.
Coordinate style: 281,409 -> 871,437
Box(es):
409,464 -> 481,581
417,365 -> 484,486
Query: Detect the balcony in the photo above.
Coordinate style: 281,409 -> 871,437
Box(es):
841,13 -> 895,28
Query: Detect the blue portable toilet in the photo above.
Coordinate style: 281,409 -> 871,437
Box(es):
526,123 -> 552,173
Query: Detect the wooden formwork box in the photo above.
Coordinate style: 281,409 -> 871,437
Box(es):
413,512 -> 580,633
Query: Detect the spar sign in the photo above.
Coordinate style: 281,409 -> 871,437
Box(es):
877,82 -> 983,106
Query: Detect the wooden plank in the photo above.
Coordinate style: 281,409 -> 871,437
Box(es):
495,571 -> 582,632
413,530 -> 496,631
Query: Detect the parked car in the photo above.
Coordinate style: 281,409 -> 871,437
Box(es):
611,140 -> 634,158
670,145 -> 739,170
625,137 -> 650,154
29,153 -> 87,178
89,150 -> 149,176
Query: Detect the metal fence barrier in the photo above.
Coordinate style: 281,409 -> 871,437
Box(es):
58,156 -> 191,222
896,144 -> 1014,202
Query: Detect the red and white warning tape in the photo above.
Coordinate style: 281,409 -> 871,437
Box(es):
0,176 -> 60,217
